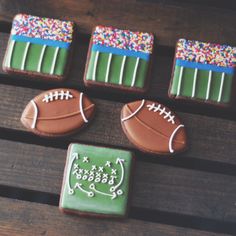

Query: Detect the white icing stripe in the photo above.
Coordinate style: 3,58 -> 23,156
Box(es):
177,66 -> 184,96
37,45 -> 47,72
131,57 -> 140,87
93,51 -> 100,81
217,72 -> 225,102
30,100 -> 38,129
50,47 -> 59,75
169,124 -> 184,153
119,55 -> 127,85
191,68 -> 198,98
122,99 -> 145,122
105,53 -> 112,83
79,93 -> 88,123
206,70 -> 212,100
21,42 -> 30,70
68,152 -> 79,195
7,40 -> 16,68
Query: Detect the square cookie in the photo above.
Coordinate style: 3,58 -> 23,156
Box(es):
169,39 -> 236,105
3,14 -> 74,80
84,26 -> 154,93
59,143 -> 134,218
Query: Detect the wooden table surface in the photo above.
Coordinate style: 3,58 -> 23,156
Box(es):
0,0 -> 236,235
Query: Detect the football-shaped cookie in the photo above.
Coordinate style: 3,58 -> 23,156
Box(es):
121,99 -> 187,155
21,88 -> 95,137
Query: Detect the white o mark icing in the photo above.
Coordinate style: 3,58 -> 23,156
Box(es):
169,124 -> 185,153
79,92 -> 88,123
131,57 -> 140,87
119,55 -> 127,85
147,103 -> 175,124
122,99 -> 145,122
110,158 -> 125,192
42,90 -> 73,103
21,42 -> 30,70
37,45 -> 47,72
75,183 -> 94,197
50,46 -> 60,75
30,100 -> 38,129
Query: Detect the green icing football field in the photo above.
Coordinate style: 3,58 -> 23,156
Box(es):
5,40 -> 68,76
171,66 -> 233,103
86,50 -> 149,88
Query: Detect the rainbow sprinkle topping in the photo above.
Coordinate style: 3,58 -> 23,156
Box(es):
176,39 -> 236,68
92,26 -> 154,54
11,14 -> 73,43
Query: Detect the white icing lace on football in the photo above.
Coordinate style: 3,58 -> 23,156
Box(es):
42,90 -> 73,103
147,103 -> 175,124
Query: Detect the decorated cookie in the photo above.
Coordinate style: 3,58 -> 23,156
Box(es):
169,39 -> 236,105
59,143 -> 134,217
84,26 -> 154,93
3,14 -> 74,80
21,89 -> 95,137
121,100 -> 187,155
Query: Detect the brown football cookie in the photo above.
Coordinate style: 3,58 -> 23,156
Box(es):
21,88 -> 95,137
121,99 -> 187,155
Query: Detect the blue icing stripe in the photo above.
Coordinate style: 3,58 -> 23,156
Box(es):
11,35 -> 70,49
176,59 -> 234,74
92,44 -> 150,61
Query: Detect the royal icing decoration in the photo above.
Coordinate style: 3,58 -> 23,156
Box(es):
42,90 -> 73,103
4,14 -> 74,79
170,39 -> 236,104
92,26 -> 154,54
85,26 -> 154,91
60,144 -> 133,217
12,14 -> 73,43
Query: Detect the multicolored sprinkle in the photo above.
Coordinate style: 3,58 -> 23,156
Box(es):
11,14 -> 73,43
92,26 -> 154,54
176,39 -> 236,68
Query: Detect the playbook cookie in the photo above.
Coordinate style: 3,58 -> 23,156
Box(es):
21,89 -> 95,137
121,99 -> 187,155
59,143 -> 134,218
84,26 -> 154,93
169,39 -> 236,105
3,14 -> 74,80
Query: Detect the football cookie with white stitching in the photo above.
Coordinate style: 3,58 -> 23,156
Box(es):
21,88 -> 95,137
121,99 -> 187,155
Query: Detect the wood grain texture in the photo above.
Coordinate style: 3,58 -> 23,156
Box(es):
0,84 -> 235,165
0,197 -> 229,236
0,138 -> 236,222
0,0 -> 236,47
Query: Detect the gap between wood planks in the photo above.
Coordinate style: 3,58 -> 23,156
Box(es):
0,127 -> 236,177
0,185 -> 235,235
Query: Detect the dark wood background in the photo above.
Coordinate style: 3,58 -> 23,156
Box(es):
0,0 -> 236,235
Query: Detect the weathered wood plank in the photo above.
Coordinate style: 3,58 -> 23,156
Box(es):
0,197 -> 229,236
0,84 -> 235,164
0,0 -> 236,47
0,139 -> 236,222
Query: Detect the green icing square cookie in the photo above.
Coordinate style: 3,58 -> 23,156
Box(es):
84,26 -> 154,93
3,14 -> 74,80
59,143 -> 134,217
